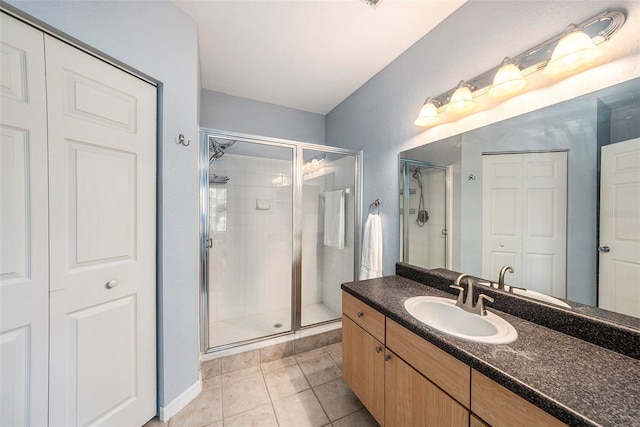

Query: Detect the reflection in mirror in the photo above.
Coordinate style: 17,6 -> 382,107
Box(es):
400,78 -> 640,319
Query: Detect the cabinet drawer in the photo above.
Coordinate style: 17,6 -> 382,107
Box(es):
386,318 -> 471,408
342,291 -> 385,343
471,370 -> 566,427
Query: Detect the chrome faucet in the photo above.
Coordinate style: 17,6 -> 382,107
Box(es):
450,274 -> 494,316
498,266 -> 514,290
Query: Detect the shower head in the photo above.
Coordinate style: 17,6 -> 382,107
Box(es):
411,167 -> 422,180
209,137 -> 236,162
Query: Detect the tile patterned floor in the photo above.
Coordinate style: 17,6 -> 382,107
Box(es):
144,342 -> 379,427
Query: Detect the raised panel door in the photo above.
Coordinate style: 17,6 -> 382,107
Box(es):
45,35 -> 157,426
599,138 -> 640,317
482,154 -> 523,284
0,13 -> 49,427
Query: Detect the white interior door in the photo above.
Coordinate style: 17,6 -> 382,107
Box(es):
483,152 -> 567,297
0,13 -> 49,427
599,138 -> 640,317
522,152 -> 567,298
45,35 -> 157,426
482,154 -> 523,284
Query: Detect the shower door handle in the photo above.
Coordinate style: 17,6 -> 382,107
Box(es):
207,238 -> 213,249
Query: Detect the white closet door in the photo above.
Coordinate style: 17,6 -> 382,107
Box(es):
45,35 -> 157,427
599,138 -> 640,317
522,152 -> 567,298
482,152 -> 567,296
0,13 -> 49,427
482,154 -> 523,285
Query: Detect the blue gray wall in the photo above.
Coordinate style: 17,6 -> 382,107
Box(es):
201,89 -> 326,144
4,0 -> 201,408
326,0 -> 640,276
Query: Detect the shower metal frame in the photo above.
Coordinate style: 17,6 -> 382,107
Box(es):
199,128 -> 363,354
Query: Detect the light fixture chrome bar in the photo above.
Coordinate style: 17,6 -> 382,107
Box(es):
426,9 -> 626,111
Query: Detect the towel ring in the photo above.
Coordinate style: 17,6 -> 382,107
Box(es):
369,199 -> 381,214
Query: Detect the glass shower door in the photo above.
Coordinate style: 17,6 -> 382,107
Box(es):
300,148 -> 357,327
401,161 -> 448,269
206,136 -> 294,348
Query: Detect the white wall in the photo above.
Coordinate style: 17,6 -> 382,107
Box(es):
201,89 -> 326,145
4,0 -> 201,409
326,0 -> 640,276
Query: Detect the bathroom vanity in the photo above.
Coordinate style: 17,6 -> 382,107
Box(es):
341,265 -> 640,426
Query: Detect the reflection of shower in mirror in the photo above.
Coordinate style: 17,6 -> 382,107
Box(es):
410,165 -> 429,227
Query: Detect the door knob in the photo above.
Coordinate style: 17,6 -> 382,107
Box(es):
598,246 -> 611,253
375,346 -> 382,353
357,312 -> 364,318
106,279 -> 119,289
384,354 -> 391,361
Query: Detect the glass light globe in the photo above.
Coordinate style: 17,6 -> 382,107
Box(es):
489,63 -> 528,98
544,27 -> 601,76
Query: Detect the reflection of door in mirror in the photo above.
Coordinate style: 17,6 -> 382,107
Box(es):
482,152 -> 567,298
400,161 -> 449,270
599,137 -> 640,318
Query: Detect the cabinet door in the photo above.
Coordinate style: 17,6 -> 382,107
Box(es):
45,35 -> 157,427
0,12 -> 49,427
385,351 -> 469,427
471,370 -> 565,427
342,315 -> 385,425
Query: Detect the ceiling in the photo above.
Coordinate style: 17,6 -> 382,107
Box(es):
172,0 -> 466,115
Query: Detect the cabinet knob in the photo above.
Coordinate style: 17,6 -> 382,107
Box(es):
106,279 -> 119,289
375,346 -> 382,353
384,354 -> 391,361
357,311 -> 364,318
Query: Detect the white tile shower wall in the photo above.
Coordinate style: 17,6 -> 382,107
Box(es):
209,154 -> 293,323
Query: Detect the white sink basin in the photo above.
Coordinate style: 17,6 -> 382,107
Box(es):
507,286 -> 572,309
404,296 -> 517,344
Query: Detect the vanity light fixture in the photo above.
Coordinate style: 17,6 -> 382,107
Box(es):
488,57 -> 528,99
544,24 -> 602,77
414,9 -> 626,129
447,81 -> 477,114
414,97 -> 441,126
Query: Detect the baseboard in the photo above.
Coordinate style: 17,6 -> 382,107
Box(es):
159,378 -> 202,422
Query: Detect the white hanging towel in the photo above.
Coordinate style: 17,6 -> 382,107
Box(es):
360,213 -> 383,279
323,190 -> 345,249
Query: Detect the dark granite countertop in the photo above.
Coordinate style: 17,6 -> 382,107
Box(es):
342,275 -> 640,427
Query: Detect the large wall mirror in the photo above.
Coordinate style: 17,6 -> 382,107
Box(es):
400,77 -> 640,321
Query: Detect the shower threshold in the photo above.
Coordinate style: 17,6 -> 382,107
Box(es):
205,303 -> 340,358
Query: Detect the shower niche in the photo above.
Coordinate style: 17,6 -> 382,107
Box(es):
200,130 -> 361,352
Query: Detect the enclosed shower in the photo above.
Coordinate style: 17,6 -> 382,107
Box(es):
200,130 -> 361,352
400,160 -> 449,270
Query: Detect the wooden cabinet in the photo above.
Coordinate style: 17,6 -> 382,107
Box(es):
342,291 -> 468,427
471,370 -> 566,427
385,350 -> 468,427
342,291 -> 385,342
386,318 -> 470,408
342,315 -> 385,425
342,291 -> 566,427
